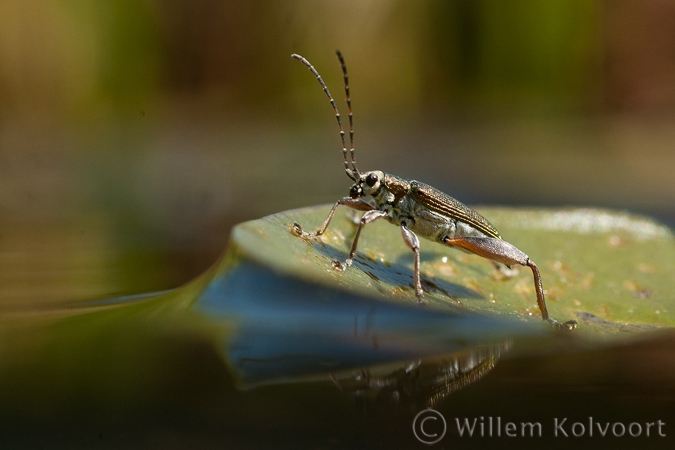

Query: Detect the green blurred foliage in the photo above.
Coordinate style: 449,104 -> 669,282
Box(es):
0,0 -> 605,120
1,0 -> 673,119
0,0 -> 674,305
426,0 -> 601,109
0,1 -> 162,117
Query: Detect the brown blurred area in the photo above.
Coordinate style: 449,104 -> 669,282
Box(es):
0,0 -> 674,311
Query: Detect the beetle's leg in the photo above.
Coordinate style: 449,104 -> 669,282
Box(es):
490,261 -> 519,280
332,209 -> 388,271
292,197 -> 374,238
442,236 -> 577,330
400,221 -> 425,303
347,209 -> 362,225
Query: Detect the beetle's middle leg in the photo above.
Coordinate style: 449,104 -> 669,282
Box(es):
332,209 -> 389,271
442,236 -> 577,330
490,261 -> 519,280
400,221 -> 425,304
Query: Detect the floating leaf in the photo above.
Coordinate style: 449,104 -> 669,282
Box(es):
230,206 -> 675,340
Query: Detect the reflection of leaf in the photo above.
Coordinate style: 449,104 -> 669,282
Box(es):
231,206 -> 675,338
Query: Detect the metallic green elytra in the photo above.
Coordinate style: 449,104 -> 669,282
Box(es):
290,51 -> 577,330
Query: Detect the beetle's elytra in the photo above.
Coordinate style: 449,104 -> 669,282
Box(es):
290,51 -> 577,330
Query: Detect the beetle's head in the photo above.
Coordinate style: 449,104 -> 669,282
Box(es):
349,170 -> 384,199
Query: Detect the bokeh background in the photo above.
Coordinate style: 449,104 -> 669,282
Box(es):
1,0 -> 674,310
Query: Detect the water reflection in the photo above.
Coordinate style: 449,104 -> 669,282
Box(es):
194,255 -> 535,395
330,342 -> 509,412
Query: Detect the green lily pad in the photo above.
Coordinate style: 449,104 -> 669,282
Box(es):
232,205 -> 675,339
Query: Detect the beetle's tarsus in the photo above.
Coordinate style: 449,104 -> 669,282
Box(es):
332,258 -> 352,271
291,222 -> 305,236
292,222 -> 323,238
547,317 -> 578,331
563,320 -> 578,330
415,289 -> 426,304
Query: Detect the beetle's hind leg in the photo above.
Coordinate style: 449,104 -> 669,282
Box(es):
442,236 -> 577,330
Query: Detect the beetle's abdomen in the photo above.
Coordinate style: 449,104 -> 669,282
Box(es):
403,206 -> 492,243
409,181 -> 502,239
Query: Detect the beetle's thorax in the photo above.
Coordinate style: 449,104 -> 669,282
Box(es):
348,171 -> 410,207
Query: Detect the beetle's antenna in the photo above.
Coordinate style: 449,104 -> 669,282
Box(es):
335,50 -> 358,176
291,53 -> 357,181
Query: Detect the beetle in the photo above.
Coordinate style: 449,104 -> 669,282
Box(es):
290,51 -> 577,330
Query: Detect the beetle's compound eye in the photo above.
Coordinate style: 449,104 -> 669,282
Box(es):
366,173 -> 378,187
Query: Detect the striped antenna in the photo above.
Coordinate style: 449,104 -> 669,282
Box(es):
291,53 -> 358,181
335,50 -> 358,175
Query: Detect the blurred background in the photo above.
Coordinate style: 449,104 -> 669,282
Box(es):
1,0 -> 674,310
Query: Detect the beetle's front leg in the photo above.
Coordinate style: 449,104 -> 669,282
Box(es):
442,236 -> 577,330
332,209 -> 388,271
292,197 -> 374,238
400,221 -> 425,304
